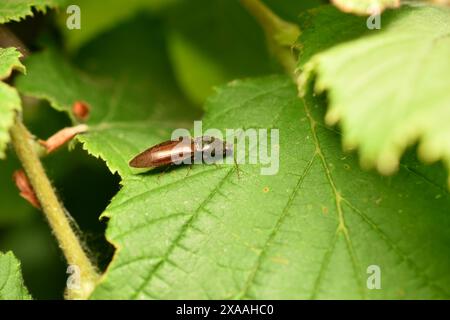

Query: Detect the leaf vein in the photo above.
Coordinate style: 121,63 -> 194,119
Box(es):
343,198 -> 449,296
236,154 -> 317,299
301,95 -> 365,298
129,168 -> 235,299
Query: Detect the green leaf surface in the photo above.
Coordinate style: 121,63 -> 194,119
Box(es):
0,0 -> 67,23
331,0 -> 400,14
297,5 -> 371,68
89,75 -> 449,299
0,48 -> 25,79
298,4 -> 450,184
0,48 -> 25,159
0,251 -> 31,300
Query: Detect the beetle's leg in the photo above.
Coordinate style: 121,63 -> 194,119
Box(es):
157,165 -> 171,183
233,156 -> 242,180
185,164 -> 193,178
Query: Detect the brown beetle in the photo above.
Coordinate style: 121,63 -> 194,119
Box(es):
129,136 -> 233,168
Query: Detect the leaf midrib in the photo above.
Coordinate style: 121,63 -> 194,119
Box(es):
301,95 -> 366,299
129,168 -> 236,299
235,154 -> 317,299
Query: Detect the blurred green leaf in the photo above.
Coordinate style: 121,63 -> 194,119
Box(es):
0,83 -> 21,159
0,47 -> 25,159
0,0 -> 67,23
60,0 -> 325,107
298,4 -> 450,183
57,0 -> 181,51
166,0 -> 276,105
0,251 -> 31,299
74,14 -> 192,112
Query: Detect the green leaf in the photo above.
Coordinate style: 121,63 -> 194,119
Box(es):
297,5 -> 371,68
298,4 -> 450,184
0,48 -> 25,159
331,0 -> 400,14
0,0 -> 67,23
85,75 -> 448,299
0,48 -> 25,79
0,251 -> 31,300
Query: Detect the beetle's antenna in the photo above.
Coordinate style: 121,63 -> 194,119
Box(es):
157,165 -> 172,183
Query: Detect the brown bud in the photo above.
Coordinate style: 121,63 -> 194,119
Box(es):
13,170 -> 41,209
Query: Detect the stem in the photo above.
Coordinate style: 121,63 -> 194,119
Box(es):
240,0 -> 300,75
10,116 -> 99,299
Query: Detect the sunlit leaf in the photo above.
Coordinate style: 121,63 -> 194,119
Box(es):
298,5 -> 450,184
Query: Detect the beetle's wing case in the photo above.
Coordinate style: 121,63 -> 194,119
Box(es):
129,137 -> 194,168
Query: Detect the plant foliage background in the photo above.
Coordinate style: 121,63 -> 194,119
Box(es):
0,0 -> 449,299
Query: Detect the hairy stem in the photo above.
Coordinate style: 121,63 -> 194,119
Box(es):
10,116 -> 99,299
240,0 -> 300,75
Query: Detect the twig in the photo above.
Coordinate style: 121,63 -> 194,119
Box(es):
9,116 -> 99,299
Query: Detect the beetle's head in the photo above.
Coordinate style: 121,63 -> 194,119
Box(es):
197,136 -> 233,159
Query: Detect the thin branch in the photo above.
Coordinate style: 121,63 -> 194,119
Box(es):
9,116 -> 99,299
240,0 -> 300,75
